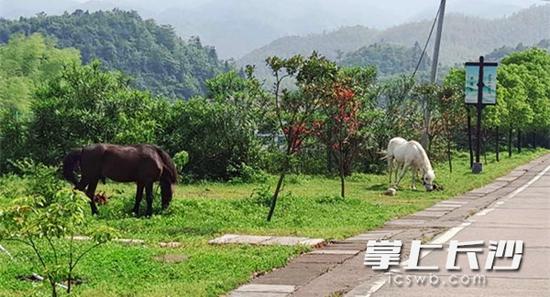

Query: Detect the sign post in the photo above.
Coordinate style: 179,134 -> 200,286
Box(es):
465,56 -> 497,173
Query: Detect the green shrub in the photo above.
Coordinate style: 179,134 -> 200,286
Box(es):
0,189 -> 117,296
173,150 -> 190,173
246,185 -> 272,207
229,163 -> 268,184
161,98 -> 261,180
9,158 -> 65,205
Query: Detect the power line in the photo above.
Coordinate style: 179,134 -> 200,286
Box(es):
411,2 -> 442,80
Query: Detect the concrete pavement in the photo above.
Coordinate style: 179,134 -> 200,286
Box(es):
230,154 -> 550,297
347,156 -> 550,297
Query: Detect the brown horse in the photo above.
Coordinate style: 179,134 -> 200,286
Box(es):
62,144 -> 177,216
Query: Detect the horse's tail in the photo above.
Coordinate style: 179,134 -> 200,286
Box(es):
379,150 -> 389,160
63,149 -> 82,186
154,146 -> 177,208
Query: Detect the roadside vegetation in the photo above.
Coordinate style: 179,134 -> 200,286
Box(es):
0,12 -> 549,296
0,150 -> 545,296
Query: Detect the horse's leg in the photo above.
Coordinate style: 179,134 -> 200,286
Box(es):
85,178 -> 99,215
412,168 -> 417,190
145,182 -> 154,217
132,183 -> 144,216
392,161 -> 402,188
387,157 -> 393,186
395,163 -> 409,189
394,162 -> 401,187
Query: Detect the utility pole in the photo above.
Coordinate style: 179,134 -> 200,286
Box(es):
431,0 -> 446,83
421,0 -> 447,150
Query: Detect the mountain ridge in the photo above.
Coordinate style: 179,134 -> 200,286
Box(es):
237,5 -> 550,77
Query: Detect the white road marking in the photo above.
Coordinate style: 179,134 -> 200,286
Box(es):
475,208 -> 495,216
501,165 -> 550,201
358,278 -> 387,297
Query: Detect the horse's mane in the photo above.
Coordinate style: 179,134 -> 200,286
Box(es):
152,145 -> 178,184
410,141 -> 433,171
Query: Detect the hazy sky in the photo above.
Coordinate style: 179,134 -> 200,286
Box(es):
1,0 -> 547,58
65,0 -> 545,27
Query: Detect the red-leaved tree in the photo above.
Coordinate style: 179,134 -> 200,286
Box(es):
314,84 -> 361,198
265,52 -> 337,221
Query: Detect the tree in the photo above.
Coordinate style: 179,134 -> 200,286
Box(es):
29,60 -> 165,164
314,66 -> 376,197
0,33 -> 80,113
0,188 -> 116,296
432,84 -> 465,171
265,52 -> 338,221
502,48 -> 550,149
495,64 -> 534,156
0,10 -> 228,98
161,97 -> 260,180
339,43 -> 432,78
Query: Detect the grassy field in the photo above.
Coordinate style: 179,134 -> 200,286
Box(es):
0,150 -> 547,296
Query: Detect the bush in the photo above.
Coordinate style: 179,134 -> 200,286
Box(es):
0,189 -> 117,296
9,158 -> 65,205
0,108 -> 28,172
246,185 -> 272,207
173,150 -> 190,173
161,98 -> 261,180
229,163 -> 268,184
29,61 -> 166,165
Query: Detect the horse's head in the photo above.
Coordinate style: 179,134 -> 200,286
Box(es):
160,180 -> 173,209
422,169 -> 436,191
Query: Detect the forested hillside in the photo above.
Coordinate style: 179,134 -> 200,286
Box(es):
486,39 -> 550,62
339,42 -> 431,78
238,5 -> 549,79
0,34 -> 80,113
0,9 -> 229,98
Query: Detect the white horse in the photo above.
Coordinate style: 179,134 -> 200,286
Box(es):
383,137 -> 435,191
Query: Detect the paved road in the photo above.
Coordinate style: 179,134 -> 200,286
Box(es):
230,155 -> 550,297
347,159 -> 550,297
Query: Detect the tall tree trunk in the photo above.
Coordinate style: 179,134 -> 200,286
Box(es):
267,171 -> 286,222
267,146 -> 291,222
326,146 -> 332,174
508,126 -> 512,157
50,278 -> 58,297
447,137 -> 453,173
495,126 -> 500,162
340,171 -> 345,198
339,150 -> 345,198
483,129 -> 487,165
517,129 -> 522,153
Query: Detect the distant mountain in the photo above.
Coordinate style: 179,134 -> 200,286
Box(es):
0,9 -> 228,98
339,42 -> 431,78
238,26 -> 380,80
485,39 -> 550,62
2,0 -> 543,59
238,5 -> 550,79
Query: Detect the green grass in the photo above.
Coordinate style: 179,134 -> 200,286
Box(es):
0,150 -> 546,296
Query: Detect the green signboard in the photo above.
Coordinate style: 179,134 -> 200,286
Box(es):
465,62 -> 498,105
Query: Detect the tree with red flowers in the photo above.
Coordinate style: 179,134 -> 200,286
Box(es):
314,67 -> 376,198
265,52 -> 338,221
